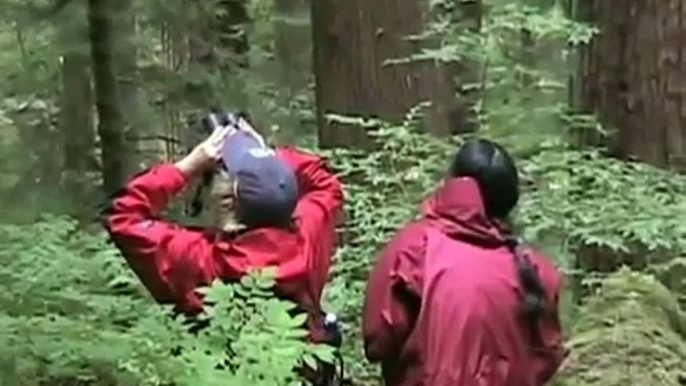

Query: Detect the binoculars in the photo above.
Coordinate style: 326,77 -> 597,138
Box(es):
187,109 -> 250,218
199,111 -> 250,134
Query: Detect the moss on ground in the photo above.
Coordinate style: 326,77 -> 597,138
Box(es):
554,268 -> 686,386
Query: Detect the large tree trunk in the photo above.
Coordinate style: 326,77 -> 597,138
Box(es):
311,0 -> 469,148
57,0 -> 97,217
114,0 -> 141,168
60,52 -> 96,214
576,0 -> 686,170
88,0 -> 128,195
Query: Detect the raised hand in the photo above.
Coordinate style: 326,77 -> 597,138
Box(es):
175,124 -> 234,178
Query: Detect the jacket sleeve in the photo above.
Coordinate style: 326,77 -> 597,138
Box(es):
102,164 -> 248,310
533,261 -> 567,384
362,225 -> 424,363
276,147 -> 344,298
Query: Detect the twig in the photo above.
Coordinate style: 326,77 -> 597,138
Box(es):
125,134 -> 182,144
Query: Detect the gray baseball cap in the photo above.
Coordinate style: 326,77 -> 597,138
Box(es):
220,130 -> 299,227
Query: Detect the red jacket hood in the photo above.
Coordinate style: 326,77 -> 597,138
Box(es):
420,177 -> 507,247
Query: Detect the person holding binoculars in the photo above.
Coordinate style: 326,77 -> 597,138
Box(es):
102,113 -> 344,385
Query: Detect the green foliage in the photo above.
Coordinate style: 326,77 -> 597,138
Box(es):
0,216 -> 165,386
517,146 -> 686,255
0,0 -> 684,385
2,104 -> 74,216
316,105 -> 458,382
177,272 -> 336,386
0,16 -> 60,97
392,1 -> 597,149
322,105 -> 459,283
0,216 -> 329,386
318,107 -> 686,382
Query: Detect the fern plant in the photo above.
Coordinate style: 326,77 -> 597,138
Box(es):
172,270 -> 336,386
315,107 -> 686,383
0,216 -> 333,386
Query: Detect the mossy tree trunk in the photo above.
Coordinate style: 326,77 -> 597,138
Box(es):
554,269 -> 686,386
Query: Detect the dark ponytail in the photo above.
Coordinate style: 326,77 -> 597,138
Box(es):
449,138 -> 547,325
504,234 -> 547,325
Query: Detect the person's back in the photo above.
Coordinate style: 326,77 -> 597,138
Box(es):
418,228 -> 562,386
363,139 -> 566,386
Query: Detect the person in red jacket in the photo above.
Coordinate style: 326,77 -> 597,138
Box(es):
103,117 -> 344,381
362,139 -> 567,386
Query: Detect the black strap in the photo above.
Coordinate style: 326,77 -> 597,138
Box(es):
187,170 -> 215,217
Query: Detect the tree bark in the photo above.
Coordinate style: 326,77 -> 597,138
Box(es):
577,0 -> 686,170
54,0 -> 97,215
311,0 -> 468,148
60,52 -> 96,213
114,0 -> 140,164
88,0 -> 128,195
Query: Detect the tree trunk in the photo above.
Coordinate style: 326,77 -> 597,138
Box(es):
114,0 -> 137,120
113,0 -> 141,169
577,0 -> 686,170
311,0 -> 467,148
54,0 -> 97,215
60,52 -> 96,214
88,0 -> 128,195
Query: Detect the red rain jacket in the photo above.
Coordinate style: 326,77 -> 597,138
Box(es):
363,177 -> 565,386
104,147 -> 343,341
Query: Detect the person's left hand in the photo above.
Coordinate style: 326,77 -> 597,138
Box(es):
175,124 -> 234,178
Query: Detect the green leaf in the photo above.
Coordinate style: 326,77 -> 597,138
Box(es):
302,353 -> 317,370
310,344 -> 336,364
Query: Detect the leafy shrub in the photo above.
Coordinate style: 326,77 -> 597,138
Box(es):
518,146 -> 686,254
317,109 -> 686,382
170,272 -> 336,386
313,106 -> 458,382
0,216 -> 331,386
516,144 -> 686,305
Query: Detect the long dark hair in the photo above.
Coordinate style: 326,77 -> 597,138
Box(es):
449,138 -> 547,324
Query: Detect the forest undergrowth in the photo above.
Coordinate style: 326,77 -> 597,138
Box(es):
1,111 -> 685,385
0,0 -> 685,385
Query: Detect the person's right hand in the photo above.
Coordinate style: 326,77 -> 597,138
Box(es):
175,124 -> 234,178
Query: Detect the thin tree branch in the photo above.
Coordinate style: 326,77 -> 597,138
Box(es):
125,134 -> 182,144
